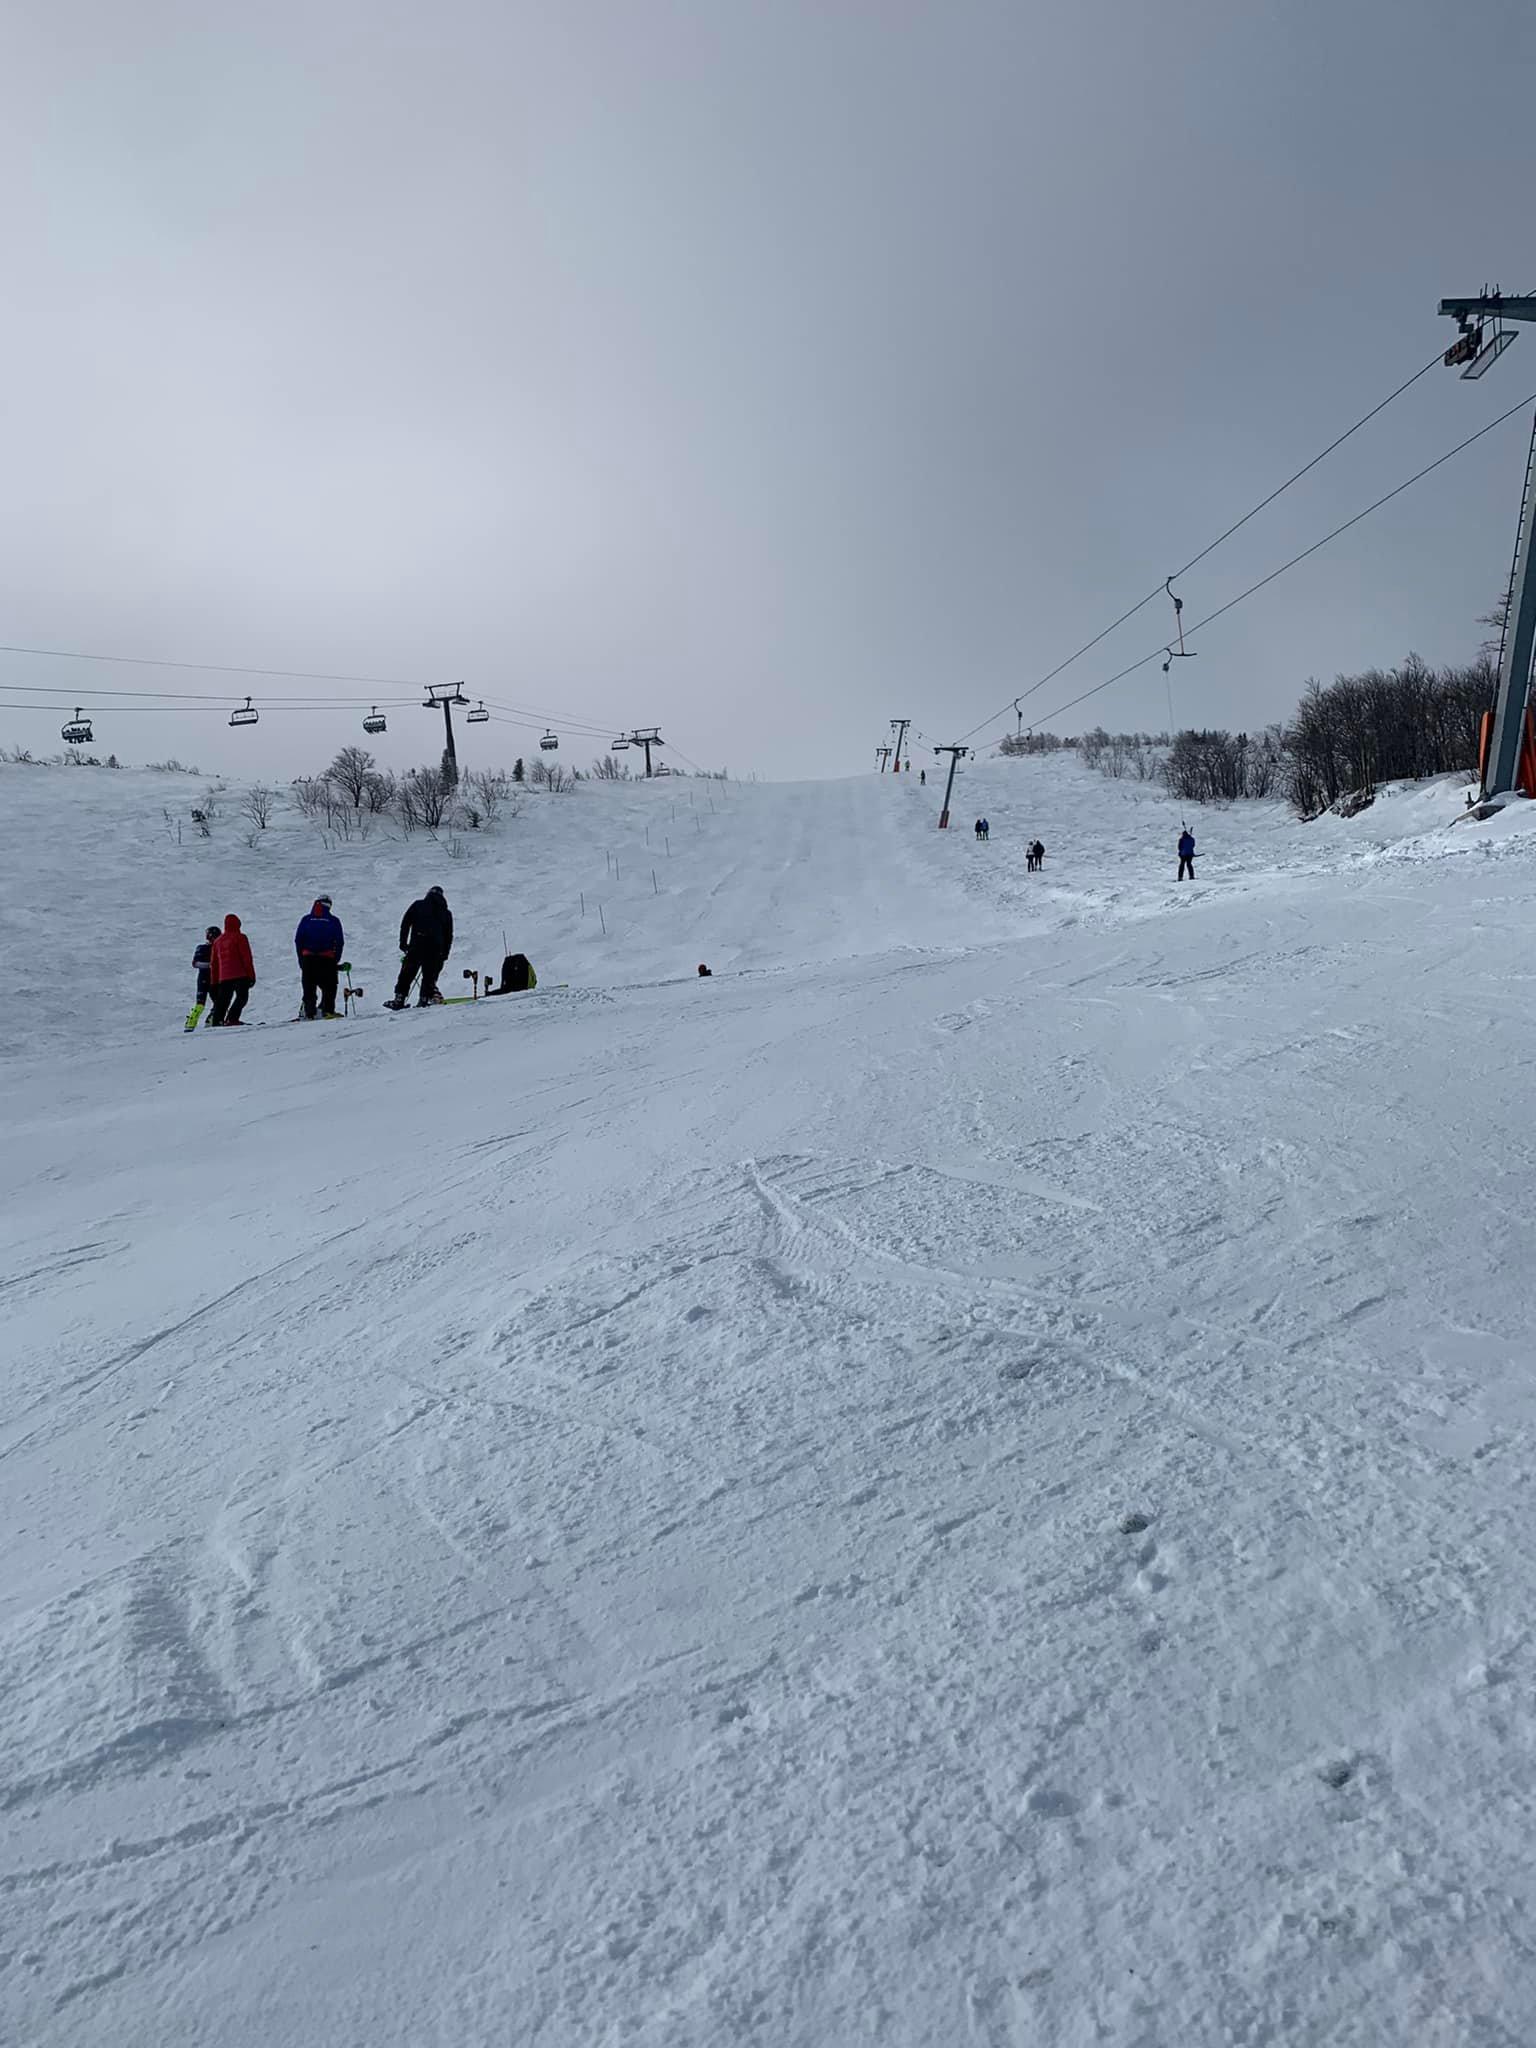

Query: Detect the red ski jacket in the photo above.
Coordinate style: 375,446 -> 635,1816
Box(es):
210,914 -> 255,985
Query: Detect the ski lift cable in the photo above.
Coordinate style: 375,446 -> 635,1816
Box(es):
0,698 -> 425,715
0,681 -> 424,706
0,646 -> 441,690
955,346 -> 1449,747
1021,387 -> 1536,738
479,697 -> 624,740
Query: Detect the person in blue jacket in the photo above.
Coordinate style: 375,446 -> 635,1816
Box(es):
1177,828 -> 1196,881
294,894 -> 345,1018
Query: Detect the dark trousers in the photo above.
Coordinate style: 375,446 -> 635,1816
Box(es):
396,942 -> 447,1005
210,978 -> 252,1024
300,957 -> 339,1018
196,970 -> 211,1002
1178,856 -> 1195,880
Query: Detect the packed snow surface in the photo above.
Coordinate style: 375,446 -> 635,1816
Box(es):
4,754 -> 1536,2045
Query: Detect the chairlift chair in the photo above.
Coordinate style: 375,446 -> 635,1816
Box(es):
362,707 -> 388,735
229,696 -> 259,727
540,729 -> 559,751
61,708 -> 94,745
467,700 -> 489,724
612,736 -> 631,752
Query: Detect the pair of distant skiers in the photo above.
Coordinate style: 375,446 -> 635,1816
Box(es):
973,817 -> 991,842
294,884 -> 454,1013
297,884 -> 462,1010
191,916 -> 257,1025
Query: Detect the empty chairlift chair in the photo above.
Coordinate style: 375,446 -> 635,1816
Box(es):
61,708 -> 94,745
467,700 -> 489,724
229,696 -> 259,727
362,706 -> 388,735
612,736 -> 631,751
540,729 -> 559,751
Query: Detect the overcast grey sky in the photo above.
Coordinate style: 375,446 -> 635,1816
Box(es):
1,0 -> 1531,780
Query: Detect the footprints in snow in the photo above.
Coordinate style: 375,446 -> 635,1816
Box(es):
1116,1508 -> 1171,1654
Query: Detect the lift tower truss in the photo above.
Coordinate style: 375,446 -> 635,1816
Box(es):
1438,293 -> 1536,800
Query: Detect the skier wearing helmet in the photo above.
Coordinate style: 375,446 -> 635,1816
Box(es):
294,894 -> 345,1019
387,886 -> 454,1008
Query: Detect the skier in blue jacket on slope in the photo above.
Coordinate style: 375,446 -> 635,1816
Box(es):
1177,829 -> 1196,881
294,895 -> 345,1018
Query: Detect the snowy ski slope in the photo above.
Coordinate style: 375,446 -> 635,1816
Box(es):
5,755 -> 1536,2045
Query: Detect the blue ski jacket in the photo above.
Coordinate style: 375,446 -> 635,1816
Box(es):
295,905 -> 345,959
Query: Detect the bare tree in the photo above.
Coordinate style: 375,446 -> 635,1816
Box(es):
326,745 -> 377,809
293,777 -> 331,821
592,753 -> 630,781
361,769 -> 396,814
1285,656 -> 1486,815
398,766 -> 452,831
242,784 -> 277,830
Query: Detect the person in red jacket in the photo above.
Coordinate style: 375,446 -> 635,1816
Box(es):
209,913 -> 256,1025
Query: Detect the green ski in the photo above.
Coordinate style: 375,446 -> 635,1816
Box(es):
184,1002 -> 206,1033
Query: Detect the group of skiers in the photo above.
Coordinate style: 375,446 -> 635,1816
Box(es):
190,885 -> 537,1026
961,823 -> 1193,878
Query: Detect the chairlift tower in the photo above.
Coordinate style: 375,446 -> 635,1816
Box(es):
889,718 -> 911,771
628,726 -> 664,777
932,744 -> 970,829
1438,291 -> 1536,800
424,682 -> 469,784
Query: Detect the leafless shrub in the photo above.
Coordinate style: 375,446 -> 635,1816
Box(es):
592,753 -> 630,780
361,770 -> 395,814
398,766 -> 452,832
242,784 -> 277,830
462,768 -> 511,824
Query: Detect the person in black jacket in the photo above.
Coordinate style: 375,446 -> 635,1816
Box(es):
387,886 -> 453,1007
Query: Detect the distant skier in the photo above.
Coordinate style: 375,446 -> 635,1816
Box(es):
294,894 -> 344,1019
192,925 -> 218,1005
980,817 -> 990,842
697,963 -> 712,977
208,913 -> 256,1025
974,818 -> 984,840
919,768 -> 926,786
1178,828 -> 1196,881
387,886 -> 453,1008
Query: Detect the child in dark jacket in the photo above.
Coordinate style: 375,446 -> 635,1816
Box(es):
193,926 -> 219,1004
